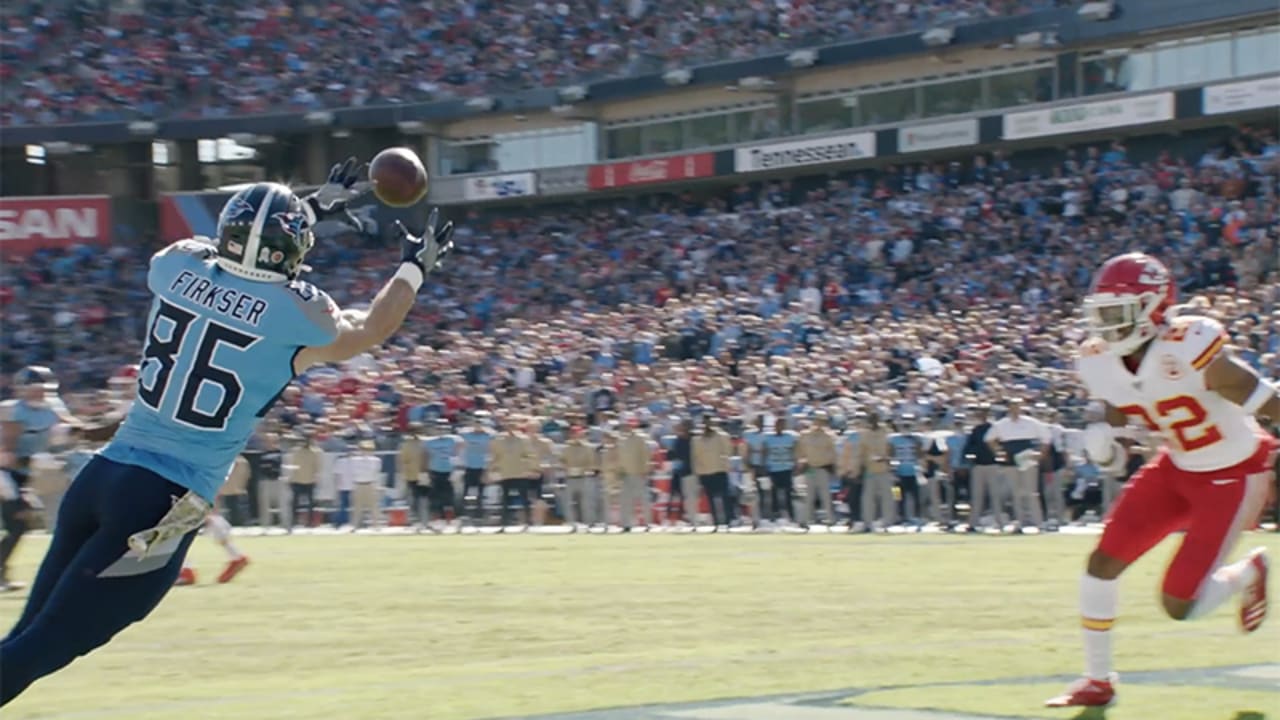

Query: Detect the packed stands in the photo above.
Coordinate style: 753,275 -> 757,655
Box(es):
1,0 -> 1070,125
3,126 -> 1276,439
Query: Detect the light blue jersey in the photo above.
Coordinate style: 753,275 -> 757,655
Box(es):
743,430 -> 766,467
63,447 -> 95,480
459,428 -> 493,469
888,433 -> 920,478
101,240 -> 339,501
762,431 -> 798,473
946,433 -> 968,469
1,397 -> 65,463
424,435 -> 460,473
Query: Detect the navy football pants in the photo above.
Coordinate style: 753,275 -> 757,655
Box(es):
0,456 -> 197,706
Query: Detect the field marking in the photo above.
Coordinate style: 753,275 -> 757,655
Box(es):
17,628 -> 1267,720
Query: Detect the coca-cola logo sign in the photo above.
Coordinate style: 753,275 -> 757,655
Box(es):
588,153 -> 715,191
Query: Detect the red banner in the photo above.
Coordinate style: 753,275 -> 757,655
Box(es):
0,195 -> 111,255
587,153 -> 714,190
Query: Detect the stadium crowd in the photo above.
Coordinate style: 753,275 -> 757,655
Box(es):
2,125 -> 1278,531
2,0 -> 1070,125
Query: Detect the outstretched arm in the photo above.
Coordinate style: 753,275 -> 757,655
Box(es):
294,279 -> 418,370
294,210 -> 454,372
1205,353 -> 1279,425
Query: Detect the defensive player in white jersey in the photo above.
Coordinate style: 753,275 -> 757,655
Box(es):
1046,253 -> 1277,708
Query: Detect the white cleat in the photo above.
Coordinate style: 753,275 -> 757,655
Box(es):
1241,546 -> 1268,633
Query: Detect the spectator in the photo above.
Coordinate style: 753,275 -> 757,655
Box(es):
222,454 -> 251,526
524,418 -> 555,527
423,418 -> 461,531
397,423 -> 426,528
663,420 -> 696,526
798,411 -> 838,528
743,415 -> 771,528
964,405 -> 1003,532
888,416 -> 925,527
256,432 -> 284,530
560,425 -> 599,532
618,418 -> 655,532
344,439 -> 384,531
763,417 -> 799,526
286,428 -> 320,532
692,414 -> 732,531
1,0 -> 1061,125
837,415 -> 863,530
459,414 -> 495,525
1041,407 -> 1072,527
986,399 -> 1050,532
491,419 -> 532,530
859,411 -> 894,531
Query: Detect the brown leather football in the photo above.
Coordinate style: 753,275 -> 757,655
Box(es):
369,147 -> 429,208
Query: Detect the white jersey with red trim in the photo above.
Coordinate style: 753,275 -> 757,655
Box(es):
1076,314 -> 1262,473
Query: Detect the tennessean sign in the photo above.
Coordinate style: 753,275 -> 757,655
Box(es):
0,195 -> 111,254
734,132 -> 876,173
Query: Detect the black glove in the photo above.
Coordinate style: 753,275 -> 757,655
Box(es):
396,207 -> 454,277
303,157 -> 370,229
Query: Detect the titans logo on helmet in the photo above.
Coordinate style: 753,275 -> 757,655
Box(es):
222,196 -> 257,221
271,211 -> 307,238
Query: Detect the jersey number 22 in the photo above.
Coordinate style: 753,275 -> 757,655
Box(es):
139,299 -> 260,430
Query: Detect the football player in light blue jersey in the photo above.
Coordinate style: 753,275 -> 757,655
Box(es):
1,367 -> 122,591
888,416 -> 924,527
741,415 -> 770,525
762,418 -> 799,524
944,413 -> 970,517
458,412 -> 495,524
0,162 -> 455,706
422,418 -> 461,531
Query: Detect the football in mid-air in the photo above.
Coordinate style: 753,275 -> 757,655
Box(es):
369,147 -> 428,208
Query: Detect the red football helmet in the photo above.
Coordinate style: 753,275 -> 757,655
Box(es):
1083,252 -> 1176,356
108,365 -> 139,399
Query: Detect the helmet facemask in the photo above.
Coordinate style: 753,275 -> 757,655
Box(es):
1083,291 -> 1161,357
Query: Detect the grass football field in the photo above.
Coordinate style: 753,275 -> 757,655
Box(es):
1,531 -> 1277,720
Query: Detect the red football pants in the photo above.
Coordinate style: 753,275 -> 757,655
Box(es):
1099,437 -> 1275,601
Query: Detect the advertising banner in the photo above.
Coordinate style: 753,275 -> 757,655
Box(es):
0,195 -> 111,254
734,131 -> 876,173
897,118 -> 979,154
1203,76 -> 1280,116
462,172 -> 537,201
538,165 -> 590,196
587,153 -> 715,190
1002,93 -> 1174,140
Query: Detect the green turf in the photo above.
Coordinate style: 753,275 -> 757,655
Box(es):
1,532 -> 1277,720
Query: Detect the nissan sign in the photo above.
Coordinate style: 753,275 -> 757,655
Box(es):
0,195 -> 111,254
734,132 -> 876,173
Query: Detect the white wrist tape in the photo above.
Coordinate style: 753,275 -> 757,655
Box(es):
393,263 -> 424,292
1241,379 -> 1277,415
